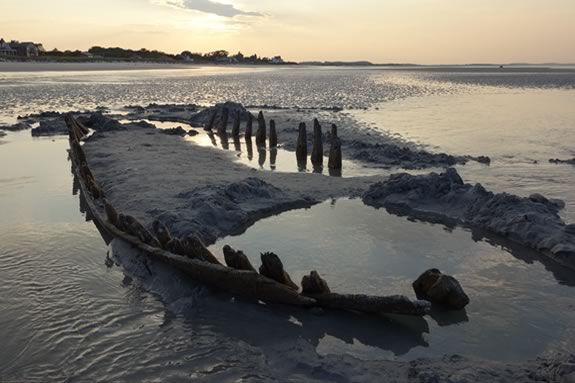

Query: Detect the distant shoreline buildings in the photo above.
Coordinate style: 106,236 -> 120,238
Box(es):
0,38 -> 45,57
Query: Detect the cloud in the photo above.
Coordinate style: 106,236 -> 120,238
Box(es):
164,0 -> 262,18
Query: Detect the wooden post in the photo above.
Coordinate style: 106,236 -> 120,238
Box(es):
217,107 -> 229,135
328,124 -> 342,172
269,119 -> 278,148
256,111 -> 267,147
231,110 -> 240,137
311,118 -> 323,168
296,122 -> 307,166
245,113 -> 253,141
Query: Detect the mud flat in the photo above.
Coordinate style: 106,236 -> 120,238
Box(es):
0,62 -> 195,72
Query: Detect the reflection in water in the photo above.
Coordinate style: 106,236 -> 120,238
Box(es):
110,239 -> 429,359
233,136 -> 241,152
258,147 -> 267,168
187,130 -> 381,177
219,132 -> 229,150
384,204 -> 575,287
270,148 -> 277,170
207,131 -> 217,147
246,137 -> 253,160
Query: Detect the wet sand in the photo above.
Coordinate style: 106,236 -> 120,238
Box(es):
0,61 -> 196,72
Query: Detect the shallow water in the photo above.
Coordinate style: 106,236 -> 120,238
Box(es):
210,199 -> 575,362
1,65 -> 575,380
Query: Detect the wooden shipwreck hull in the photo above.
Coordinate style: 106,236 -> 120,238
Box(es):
65,115 -> 430,317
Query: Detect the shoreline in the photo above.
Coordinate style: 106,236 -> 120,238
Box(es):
0,61 -> 199,72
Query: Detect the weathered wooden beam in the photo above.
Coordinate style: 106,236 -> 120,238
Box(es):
310,293 -> 430,316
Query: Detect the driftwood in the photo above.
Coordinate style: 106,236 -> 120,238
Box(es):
296,122 -> 307,166
259,252 -> 299,290
65,115 -> 431,316
245,113 -> 253,141
311,119 -> 323,168
231,111 -> 240,137
256,111 -> 267,147
217,107 -> 229,135
223,245 -> 256,272
269,119 -> 278,148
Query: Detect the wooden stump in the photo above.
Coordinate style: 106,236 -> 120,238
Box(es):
328,124 -> 342,171
217,107 -> 229,136
296,122 -> 307,166
259,252 -> 299,290
231,110 -> 240,137
311,118 -> 323,168
256,111 -> 267,147
223,245 -> 256,272
269,119 -> 278,148
301,270 -> 331,295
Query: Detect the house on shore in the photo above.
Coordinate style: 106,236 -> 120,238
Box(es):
0,38 -> 45,57
0,39 -> 16,56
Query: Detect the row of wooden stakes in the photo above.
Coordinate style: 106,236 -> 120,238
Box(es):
205,109 -> 342,171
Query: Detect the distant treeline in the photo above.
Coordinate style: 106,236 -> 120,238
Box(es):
37,47 -> 293,65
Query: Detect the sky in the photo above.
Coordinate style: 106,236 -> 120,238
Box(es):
0,0 -> 574,64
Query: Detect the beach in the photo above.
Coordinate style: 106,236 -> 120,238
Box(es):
1,65 -> 575,382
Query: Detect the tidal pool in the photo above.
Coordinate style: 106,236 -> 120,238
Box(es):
209,198 -> 575,362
